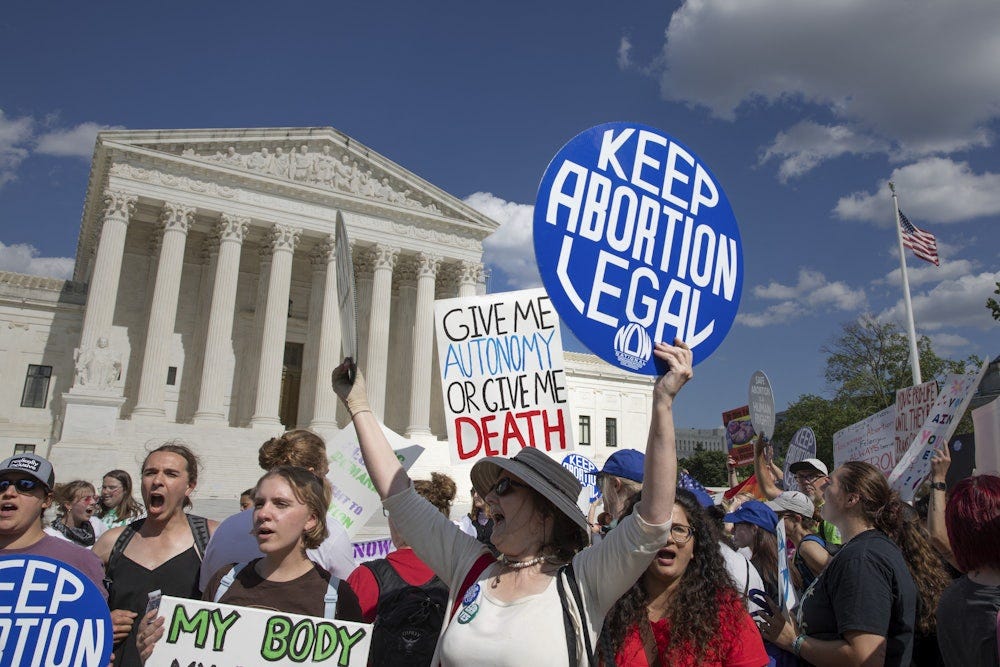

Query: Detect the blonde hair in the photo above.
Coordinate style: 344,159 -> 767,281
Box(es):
256,466 -> 331,550
52,481 -> 95,519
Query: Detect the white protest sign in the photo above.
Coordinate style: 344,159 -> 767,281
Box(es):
146,595 -> 371,667
833,406 -> 896,476
782,427 -> 816,493
561,452 -> 600,513
894,381 -> 938,461
325,422 -> 423,539
888,360 -> 989,501
973,398 -> 1000,474
435,288 -> 572,464
0,555 -> 112,667
352,537 -> 394,565
775,518 -> 796,613
748,371 -> 775,440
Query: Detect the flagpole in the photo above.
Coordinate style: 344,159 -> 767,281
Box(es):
889,182 -> 922,385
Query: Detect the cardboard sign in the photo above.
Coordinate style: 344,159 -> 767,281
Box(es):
889,361 -> 989,501
325,422 -> 423,539
435,288 -> 572,464
335,212 -> 358,372
775,519 -> 796,613
352,537 -> 394,565
146,596 -> 371,667
782,427 -> 816,493
723,405 -> 756,466
533,122 -> 743,373
0,555 -> 112,667
748,371 -> 775,440
561,452 -> 600,512
833,406 -> 897,476
894,381 -> 938,460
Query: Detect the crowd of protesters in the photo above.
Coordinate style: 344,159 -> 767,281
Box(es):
2,339 -> 998,667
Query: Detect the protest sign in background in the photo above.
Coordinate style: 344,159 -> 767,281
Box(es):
533,122 -> 743,374
894,381 -> 938,461
146,596 -> 371,667
0,555 -> 112,667
973,398 -> 1000,474
775,519 -> 796,614
435,288 -> 572,464
561,452 -> 600,513
889,360 -> 989,501
352,537 -> 395,565
723,405 -> 756,466
748,371 -> 775,440
325,422 -> 423,539
833,406 -> 896,476
782,427 -> 816,493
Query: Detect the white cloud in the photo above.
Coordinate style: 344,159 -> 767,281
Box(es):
655,1 -> 1000,165
0,110 -> 34,186
835,158 -> 1000,224
928,332 -> 971,352
465,192 -> 541,290
0,242 -> 74,279
35,121 -> 122,158
759,121 -> 889,182
879,258 -> 977,288
617,36 -> 633,70
878,270 -> 1000,331
740,268 -> 866,327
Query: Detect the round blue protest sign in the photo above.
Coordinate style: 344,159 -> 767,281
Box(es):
0,554 -> 112,667
561,453 -> 599,504
534,122 -> 743,373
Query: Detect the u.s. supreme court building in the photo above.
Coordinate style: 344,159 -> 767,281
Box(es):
0,127 -> 671,508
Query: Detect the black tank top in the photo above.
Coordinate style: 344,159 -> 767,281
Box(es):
108,546 -> 202,667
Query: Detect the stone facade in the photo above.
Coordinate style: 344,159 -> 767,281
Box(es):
0,127 -> 656,506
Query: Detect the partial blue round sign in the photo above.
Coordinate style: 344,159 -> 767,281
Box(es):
534,122 -> 743,373
561,453 -> 600,503
0,555 -> 113,667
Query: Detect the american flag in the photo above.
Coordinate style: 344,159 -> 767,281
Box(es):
678,471 -> 715,507
898,210 -> 939,266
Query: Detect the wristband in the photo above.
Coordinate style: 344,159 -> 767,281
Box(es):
791,634 -> 806,656
929,481 -> 946,491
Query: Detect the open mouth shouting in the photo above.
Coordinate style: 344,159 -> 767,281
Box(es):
655,547 -> 677,566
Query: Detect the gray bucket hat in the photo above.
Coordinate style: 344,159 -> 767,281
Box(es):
470,447 -> 588,543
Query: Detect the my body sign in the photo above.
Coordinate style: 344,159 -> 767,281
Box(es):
0,555 -> 112,667
146,595 -> 371,667
534,122 -> 743,373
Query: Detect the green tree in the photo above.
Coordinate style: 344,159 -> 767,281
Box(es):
679,448 -> 729,487
988,281 -> 1000,321
772,394 -> 868,470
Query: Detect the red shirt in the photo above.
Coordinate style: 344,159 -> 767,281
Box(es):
346,548 -> 438,623
615,591 -> 768,667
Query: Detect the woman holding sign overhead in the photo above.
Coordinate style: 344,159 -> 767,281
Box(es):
331,339 -> 691,666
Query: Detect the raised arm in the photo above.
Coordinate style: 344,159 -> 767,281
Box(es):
638,339 -> 692,525
332,361 -> 411,499
753,436 -> 783,500
926,446 -> 957,569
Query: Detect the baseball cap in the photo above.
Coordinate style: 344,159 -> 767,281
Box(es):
0,453 -> 55,489
766,491 -> 816,518
724,500 -> 778,533
788,458 -> 829,477
599,449 -> 645,483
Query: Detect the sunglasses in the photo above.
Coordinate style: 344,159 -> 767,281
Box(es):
0,478 -> 46,494
490,477 -> 531,496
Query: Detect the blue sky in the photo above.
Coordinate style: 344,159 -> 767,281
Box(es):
2,1 -> 998,430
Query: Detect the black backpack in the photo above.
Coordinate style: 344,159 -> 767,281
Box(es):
364,558 -> 448,667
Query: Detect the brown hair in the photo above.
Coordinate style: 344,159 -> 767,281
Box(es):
412,472 -> 457,517
143,442 -> 200,509
99,469 -> 144,523
256,466 -> 331,550
838,461 -> 949,635
52,480 -> 96,519
258,430 -> 327,472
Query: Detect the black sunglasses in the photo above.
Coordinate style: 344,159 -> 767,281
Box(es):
0,478 -> 46,494
491,477 -> 531,496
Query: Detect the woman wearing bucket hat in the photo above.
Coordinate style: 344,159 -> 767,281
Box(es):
332,339 -> 692,666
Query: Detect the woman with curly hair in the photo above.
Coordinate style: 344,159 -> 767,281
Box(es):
761,461 -> 938,667
600,489 -> 767,666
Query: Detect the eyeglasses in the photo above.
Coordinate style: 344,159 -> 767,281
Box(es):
76,495 -> 98,504
101,484 -> 123,493
669,523 -> 695,545
490,477 -> 531,497
0,478 -> 46,494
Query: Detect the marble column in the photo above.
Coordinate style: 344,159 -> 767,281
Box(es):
132,203 -> 194,418
77,190 -> 136,357
250,224 -> 300,428
458,260 -> 482,298
304,236 -> 342,430
365,244 -> 398,420
407,253 -> 440,438
193,214 -> 248,424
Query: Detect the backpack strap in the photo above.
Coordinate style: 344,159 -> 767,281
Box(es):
187,514 -> 210,561
800,534 -> 826,547
106,518 -> 145,574
366,558 -> 408,601
557,562 -> 596,667
323,578 -> 339,619
213,562 -> 249,603
450,553 -> 495,621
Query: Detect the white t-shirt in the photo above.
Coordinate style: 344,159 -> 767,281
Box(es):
199,508 -> 356,590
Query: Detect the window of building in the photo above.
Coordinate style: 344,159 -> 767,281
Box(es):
20,365 -> 52,409
13,444 -> 36,455
166,366 -> 177,386
578,415 -> 591,446
606,418 -> 618,448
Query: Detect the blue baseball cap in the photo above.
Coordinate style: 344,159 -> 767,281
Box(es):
599,449 -> 645,483
724,500 -> 778,534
